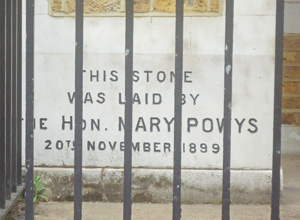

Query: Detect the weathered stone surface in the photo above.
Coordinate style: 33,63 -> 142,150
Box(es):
210,0 -> 219,12
154,0 -> 207,13
184,0 -> 207,12
65,0 -> 75,13
99,0 -> 120,12
134,0 -> 151,13
64,0 -> 120,14
34,168 -> 103,202
33,167 -> 274,204
154,0 -> 176,13
51,0 -> 221,15
52,0 -> 63,12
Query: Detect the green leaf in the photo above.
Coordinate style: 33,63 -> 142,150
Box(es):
36,186 -> 46,192
39,194 -> 48,201
33,175 -> 48,203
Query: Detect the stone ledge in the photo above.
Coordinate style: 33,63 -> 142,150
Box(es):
34,167 -> 282,204
49,0 -> 223,17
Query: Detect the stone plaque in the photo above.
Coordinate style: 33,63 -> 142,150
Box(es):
31,0 -> 276,170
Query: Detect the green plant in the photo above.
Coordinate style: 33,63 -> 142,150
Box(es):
213,200 -> 221,205
34,176 -> 47,203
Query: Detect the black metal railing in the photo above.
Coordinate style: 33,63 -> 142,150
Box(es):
21,0 -> 285,219
124,0 -> 134,219
222,1 -> 234,219
74,0 -> 84,219
272,0 -> 285,219
173,0 -> 184,218
0,0 -> 24,219
25,0 -> 35,217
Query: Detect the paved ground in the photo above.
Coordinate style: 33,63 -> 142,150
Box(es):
31,154 -> 300,219
34,203 -> 300,220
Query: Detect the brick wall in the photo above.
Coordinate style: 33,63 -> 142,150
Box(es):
50,0 -> 222,16
282,34 -> 300,125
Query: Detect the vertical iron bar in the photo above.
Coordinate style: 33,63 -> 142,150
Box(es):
16,0 -> 23,186
222,0 -> 234,219
271,0 -> 284,219
25,0 -> 35,218
123,0 -> 134,219
5,0 -> 12,201
11,0 -> 17,193
172,0 -> 184,219
74,0 -> 83,219
0,0 -> 7,209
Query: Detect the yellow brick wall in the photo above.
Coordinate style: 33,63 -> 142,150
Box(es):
282,34 -> 300,125
50,0 -> 222,16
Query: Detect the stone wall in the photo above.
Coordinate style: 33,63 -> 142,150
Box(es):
282,34 -> 300,125
50,0 -> 222,16
22,0 -> 279,203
